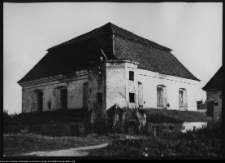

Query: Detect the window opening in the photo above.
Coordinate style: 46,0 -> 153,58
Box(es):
129,71 -> 134,81
129,93 -> 135,103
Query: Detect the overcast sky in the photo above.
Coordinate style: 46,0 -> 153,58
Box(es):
4,2 -> 222,114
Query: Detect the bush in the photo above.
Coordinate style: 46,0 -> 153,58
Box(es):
89,125 -> 222,157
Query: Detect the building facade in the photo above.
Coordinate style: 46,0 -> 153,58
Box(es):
17,23 -> 202,134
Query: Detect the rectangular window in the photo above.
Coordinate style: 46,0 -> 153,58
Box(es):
60,89 -> 67,109
97,93 -> 102,103
129,93 -> 135,103
129,71 -> 134,81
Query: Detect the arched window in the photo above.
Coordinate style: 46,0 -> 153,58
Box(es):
179,88 -> 187,110
56,86 -> 67,110
157,85 -> 167,109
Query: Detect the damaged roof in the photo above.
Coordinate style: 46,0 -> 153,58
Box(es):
18,22 -> 199,83
202,66 -> 223,91
144,108 -> 207,123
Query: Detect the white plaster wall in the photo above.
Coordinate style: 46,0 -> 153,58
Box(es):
137,69 -> 199,111
21,75 -> 88,113
126,62 -> 138,109
106,62 -> 127,109
181,122 -> 207,132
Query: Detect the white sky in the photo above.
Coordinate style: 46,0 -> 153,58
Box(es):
4,2 -> 222,114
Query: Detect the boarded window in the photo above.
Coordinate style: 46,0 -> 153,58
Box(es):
36,91 -> 43,112
60,88 -> 67,109
138,82 -> 143,107
129,93 -> 135,103
83,82 -> 88,108
96,93 -> 102,103
157,85 -> 167,108
179,88 -> 187,110
129,71 -> 134,81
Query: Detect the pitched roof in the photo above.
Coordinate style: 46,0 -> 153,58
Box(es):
18,22 -> 199,83
202,66 -> 223,91
144,108 -> 207,123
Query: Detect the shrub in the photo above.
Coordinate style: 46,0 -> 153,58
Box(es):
89,124 -> 222,157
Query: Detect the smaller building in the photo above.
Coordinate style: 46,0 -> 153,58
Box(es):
144,108 -> 207,136
202,66 -> 222,126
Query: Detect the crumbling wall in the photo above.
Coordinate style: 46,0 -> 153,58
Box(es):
105,61 -> 139,110
88,63 -> 107,131
21,73 -> 88,113
146,122 -> 183,136
106,62 -> 127,109
107,105 -> 147,135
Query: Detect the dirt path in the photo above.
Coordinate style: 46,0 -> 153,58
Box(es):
21,143 -> 109,157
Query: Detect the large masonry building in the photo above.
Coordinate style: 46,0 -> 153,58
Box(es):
17,23 -> 202,134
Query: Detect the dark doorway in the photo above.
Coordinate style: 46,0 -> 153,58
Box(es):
96,93 -> 102,104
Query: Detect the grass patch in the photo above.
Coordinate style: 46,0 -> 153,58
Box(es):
3,133 -> 112,157
89,124 -> 222,157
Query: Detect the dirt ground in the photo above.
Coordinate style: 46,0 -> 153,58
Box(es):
20,143 -> 109,157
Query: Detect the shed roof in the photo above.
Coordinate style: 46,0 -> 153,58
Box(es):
144,108 -> 207,123
18,22 -> 199,83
